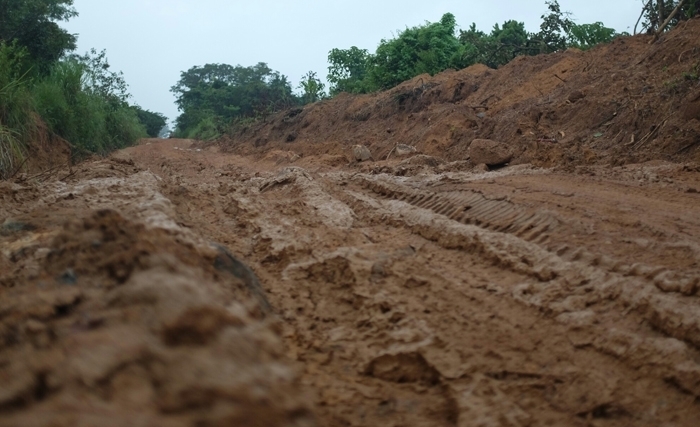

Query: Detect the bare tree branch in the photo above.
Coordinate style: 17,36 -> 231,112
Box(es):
651,0 -> 688,43
634,0 -> 653,35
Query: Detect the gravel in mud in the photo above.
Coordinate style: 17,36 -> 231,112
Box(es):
3,138 -> 698,426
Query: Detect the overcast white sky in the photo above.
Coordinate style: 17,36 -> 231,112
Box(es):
63,0 -> 646,125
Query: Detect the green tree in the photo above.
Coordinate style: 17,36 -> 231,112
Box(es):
460,20 -> 533,69
0,0 -> 78,72
133,106 -> 168,138
567,22 -> 617,50
70,49 -> 131,103
327,46 -> 375,95
298,71 -> 326,104
532,0 -> 575,53
171,62 -> 296,138
640,1 -> 699,33
369,13 -> 466,90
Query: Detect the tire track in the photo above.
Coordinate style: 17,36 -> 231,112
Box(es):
359,177 -> 560,246
341,174 -> 700,398
357,175 -> 699,298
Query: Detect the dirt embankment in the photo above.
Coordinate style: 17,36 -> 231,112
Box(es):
223,17 -> 700,168
2,16 -> 700,427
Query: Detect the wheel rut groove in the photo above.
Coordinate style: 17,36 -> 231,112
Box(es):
358,177 -> 559,245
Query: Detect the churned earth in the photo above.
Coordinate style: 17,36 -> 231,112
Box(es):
3,135 -> 699,426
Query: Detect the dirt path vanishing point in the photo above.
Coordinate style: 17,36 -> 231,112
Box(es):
1,137 -> 700,426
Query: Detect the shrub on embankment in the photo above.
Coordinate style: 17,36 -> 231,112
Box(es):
0,45 -> 147,178
0,1 -> 162,178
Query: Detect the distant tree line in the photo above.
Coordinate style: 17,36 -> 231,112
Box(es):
0,0 -> 167,178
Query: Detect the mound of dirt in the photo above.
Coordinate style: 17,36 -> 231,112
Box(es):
222,17 -> 700,168
0,158 -> 316,426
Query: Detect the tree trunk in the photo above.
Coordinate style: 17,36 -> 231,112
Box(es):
651,0 -> 688,43
659,0 -> 665,28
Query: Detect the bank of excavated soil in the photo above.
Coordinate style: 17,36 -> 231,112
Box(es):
223,17 -> 700,169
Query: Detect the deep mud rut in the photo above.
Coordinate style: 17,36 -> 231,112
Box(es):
2,138 -> 700,426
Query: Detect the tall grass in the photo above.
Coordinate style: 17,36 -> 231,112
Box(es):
0,125 -> 23,178
1,43 -> 146,178
0,43 -> 36,178
33,59 -> 146,156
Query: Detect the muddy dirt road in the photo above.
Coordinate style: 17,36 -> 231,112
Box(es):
2,137 -> 700,426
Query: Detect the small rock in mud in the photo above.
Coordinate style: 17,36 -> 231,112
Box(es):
394,144 -> 417,157
567,90 -> 586,103
365,352 -> 440,384
352,145 -> 373,162
468,139 -> 513,166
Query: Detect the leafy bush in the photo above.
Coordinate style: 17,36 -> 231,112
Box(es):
33,59 -> 145,156
171,62 -> 297,138
187,116 -> 222,140
370,13 -> 466,90
133,106 -> 168,138
298,71 -> 326,104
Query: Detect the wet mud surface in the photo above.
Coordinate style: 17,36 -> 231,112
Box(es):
3,137 -> 697,425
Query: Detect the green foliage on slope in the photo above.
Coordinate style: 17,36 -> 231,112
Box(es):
0,2 -> 165,177
32,54 -> 146,155
326,1 -> 623,96
369,13 -> 467,90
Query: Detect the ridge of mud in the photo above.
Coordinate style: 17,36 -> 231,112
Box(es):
222,18 -> 700,168
0,157 -> 315,426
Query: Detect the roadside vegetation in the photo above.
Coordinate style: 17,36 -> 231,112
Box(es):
0,0 -> 167,178
175,1 -> 698,139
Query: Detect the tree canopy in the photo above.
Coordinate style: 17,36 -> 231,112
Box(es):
327,46 -> 374,95
171,62 -> 296,138
133,106 -> 168,138
369,13 -> 466,90
0,0 -> 78,72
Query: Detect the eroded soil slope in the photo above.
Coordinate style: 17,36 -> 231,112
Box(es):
4,136 -> 699,426
224,17 -> 700,168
